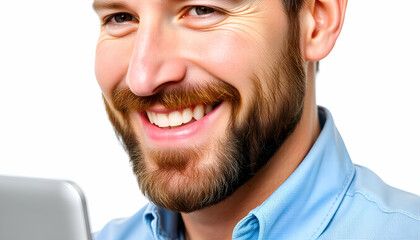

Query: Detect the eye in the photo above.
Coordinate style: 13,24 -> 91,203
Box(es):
101,12 -> 139,37
187,6 -> 216,16
179,5 -> 228,29
113,13 -> 134,23
103,12 -> 138,26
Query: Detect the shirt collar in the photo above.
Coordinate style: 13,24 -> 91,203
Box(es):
233,107 -> 355,239
143,107 -> 355,240
143,204 -> 184,240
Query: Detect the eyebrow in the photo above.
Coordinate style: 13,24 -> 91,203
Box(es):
92,1 -> 130,13
92,0 -> 242,13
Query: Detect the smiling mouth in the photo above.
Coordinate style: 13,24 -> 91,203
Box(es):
145,102 -> 221,128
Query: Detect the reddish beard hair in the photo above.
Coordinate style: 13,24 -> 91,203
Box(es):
112,82 -> 240,115
104,82 -> 243,212
103,15 -> 305,213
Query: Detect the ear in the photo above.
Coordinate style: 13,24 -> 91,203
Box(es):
301,0 -> 348,61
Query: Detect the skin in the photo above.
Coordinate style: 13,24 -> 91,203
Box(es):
94,0 -> 347,239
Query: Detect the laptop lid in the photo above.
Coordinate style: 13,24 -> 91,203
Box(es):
0,175 -> 92,240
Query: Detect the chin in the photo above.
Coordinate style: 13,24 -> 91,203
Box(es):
135,141 -> 244,213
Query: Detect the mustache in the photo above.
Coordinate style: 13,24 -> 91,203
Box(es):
112,82 -> 241,114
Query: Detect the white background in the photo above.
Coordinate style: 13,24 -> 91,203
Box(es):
0,0 -> 419,232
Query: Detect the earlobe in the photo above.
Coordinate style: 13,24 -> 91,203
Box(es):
302,0 -> 347,61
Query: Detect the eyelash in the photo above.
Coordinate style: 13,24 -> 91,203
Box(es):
102,13 -> 138,27
184,6 -> 219,17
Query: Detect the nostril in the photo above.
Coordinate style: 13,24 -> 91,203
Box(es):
153,59 -> 187,87
126,63 -> 158,97
127,58 -> 187,96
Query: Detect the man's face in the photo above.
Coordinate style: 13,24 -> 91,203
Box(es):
94,0 -> 305,212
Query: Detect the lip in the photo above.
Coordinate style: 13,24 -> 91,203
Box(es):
139,103 -> 224,146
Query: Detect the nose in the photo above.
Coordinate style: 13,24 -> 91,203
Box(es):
126,20 -> 186,96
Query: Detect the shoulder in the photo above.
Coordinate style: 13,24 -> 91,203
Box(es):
92,204 -> 154,240
320,165 -> 420,239
348,165 -> 420,221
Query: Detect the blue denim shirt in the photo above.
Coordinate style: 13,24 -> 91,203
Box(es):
94,108 -> 420,239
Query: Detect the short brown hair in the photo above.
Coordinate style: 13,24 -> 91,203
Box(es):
282,0 -> 306,16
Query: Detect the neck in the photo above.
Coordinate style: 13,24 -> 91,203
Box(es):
181,62 -> 320,240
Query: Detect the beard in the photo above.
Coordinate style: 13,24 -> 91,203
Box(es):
103,19 -> 306,213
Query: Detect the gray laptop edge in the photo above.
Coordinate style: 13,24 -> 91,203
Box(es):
0,175 -> 92,240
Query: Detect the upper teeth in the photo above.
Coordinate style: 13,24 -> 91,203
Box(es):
146,104 -> 214,128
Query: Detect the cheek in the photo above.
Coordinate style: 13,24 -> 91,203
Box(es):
184,29 -> 257,100
183,19 -> 288,108
95,34 -> 135,100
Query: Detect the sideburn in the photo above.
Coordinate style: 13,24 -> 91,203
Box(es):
232,16 -> 306,177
